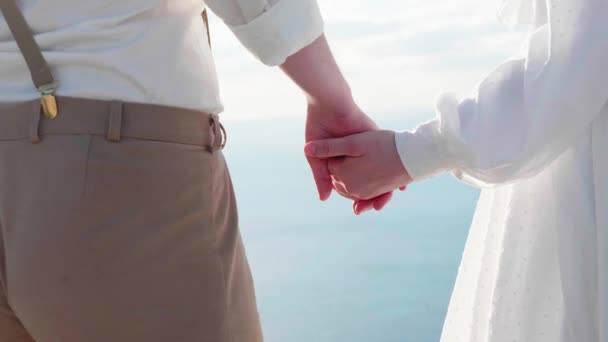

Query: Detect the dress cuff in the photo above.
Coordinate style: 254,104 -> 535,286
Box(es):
394,119 -> 456,182
228,0 -> 324,66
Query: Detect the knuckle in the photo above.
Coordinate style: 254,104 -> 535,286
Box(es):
354,188 -> 372,200
344,140 -> 358,154
352,190 -> 364,200
319,143 -> 330,156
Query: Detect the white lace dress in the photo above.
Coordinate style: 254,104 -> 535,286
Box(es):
395,0 -> 608,340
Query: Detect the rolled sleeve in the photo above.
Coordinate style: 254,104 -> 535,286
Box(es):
227,0 -> 324,66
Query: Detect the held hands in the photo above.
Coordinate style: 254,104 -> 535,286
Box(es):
305,130 -> 413,214
305,102 -> 398,212
278,35 -> 403,212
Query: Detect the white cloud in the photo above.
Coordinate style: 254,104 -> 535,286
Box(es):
210,0 -> 527,122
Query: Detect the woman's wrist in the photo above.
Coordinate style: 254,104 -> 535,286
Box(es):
387,131 -> 414,187
394,121 -> 455,182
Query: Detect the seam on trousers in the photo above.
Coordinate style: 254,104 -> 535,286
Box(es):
0,220 -> 6,300
81,135 -> 93,197
210,153 -> 232,342
214,246 -> 232,342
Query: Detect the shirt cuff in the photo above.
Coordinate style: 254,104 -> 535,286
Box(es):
394,119 -> 456,182
228,0 -> 324,66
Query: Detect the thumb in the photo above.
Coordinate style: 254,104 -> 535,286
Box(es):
304,136 -> 363,159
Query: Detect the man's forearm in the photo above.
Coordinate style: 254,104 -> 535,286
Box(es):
280,35 -> 355,113
282,33 -> 391,209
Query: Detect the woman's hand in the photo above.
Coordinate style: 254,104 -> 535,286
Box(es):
304,102 -> 375,198
305,130 -> 412,212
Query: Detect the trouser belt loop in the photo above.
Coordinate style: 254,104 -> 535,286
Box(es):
107,101 -> 123,142
208,114 -> 227,153
29,101 -> 41,144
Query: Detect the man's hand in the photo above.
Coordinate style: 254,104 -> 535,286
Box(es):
305,102 -> 374,199
279,35 -> 397,212
305,130 -> 413,207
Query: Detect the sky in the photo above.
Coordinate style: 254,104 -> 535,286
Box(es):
209,0 -> 527,122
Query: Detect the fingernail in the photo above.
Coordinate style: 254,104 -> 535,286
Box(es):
304,143 -> 316,156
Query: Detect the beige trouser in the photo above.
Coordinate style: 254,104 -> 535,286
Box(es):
0,98 -> 263,341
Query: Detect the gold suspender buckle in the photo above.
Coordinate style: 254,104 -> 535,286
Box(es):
38,83 -> 58,119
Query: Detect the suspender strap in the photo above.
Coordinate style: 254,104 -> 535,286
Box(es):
0,2 -> 211,87
0,0 -> 55,91
202,9 -> 211,48
0,1 -> 210,119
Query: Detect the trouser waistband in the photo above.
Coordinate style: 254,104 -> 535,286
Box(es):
0,96 -> 226,151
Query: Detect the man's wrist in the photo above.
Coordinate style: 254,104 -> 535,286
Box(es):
306,86 -> 356,116
281,35 -> 357,115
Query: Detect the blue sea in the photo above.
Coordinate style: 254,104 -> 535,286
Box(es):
222,116 -> 480,342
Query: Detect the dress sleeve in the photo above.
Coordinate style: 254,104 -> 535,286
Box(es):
395,0 -> 608,187
205,0 -> 324,66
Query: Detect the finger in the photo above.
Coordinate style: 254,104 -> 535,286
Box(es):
353,199 -> 375,215
332,178 -> 357,200
372,192 -> 393,211
304,136 -> 363,159
307,156 -> 333,201
354,192 -> 393,215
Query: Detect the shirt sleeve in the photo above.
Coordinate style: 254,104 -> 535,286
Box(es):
395,0 -> 608,187
205,0 -> 324,66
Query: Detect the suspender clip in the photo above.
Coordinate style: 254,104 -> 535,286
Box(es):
38,82 -> 58,119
